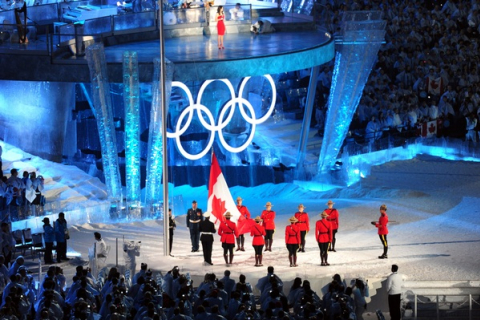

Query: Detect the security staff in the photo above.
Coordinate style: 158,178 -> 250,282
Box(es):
199,212 -> 216,265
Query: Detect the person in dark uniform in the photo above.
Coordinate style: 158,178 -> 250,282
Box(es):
199,212 -> 216,265
42,217 -> 55,264
168,209 -> 176,257
186,200 -> 203,252
218,212 -> 238,265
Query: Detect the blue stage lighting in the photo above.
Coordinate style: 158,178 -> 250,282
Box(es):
86,43 -> 123,203
144,58 -> 175,217
123,51 -> 141,204
317,12 -> 386,176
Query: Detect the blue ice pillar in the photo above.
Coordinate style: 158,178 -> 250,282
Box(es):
145,58 -> 175,218
123,51 -> 141,212
86,43 -> 123,203
317,12 -> 385,175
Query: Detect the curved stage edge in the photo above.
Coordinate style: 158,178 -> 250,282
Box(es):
0,30 -> 334,82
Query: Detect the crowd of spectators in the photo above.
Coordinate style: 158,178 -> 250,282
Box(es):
314,0 -> 480,149
0,261 -> 371,320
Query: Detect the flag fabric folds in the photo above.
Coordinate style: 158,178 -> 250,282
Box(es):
207,152 -> 242,224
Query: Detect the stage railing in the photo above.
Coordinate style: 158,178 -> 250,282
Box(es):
207,4 -> 252,24
412,294 -> 480,320
0,23 -> 50,52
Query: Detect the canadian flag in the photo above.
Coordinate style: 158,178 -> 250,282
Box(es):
421,120 -> 438,138
207,152 -> 241,223
426,77 -> 444,96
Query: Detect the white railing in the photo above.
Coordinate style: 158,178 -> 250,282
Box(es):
412,294 -> 480,320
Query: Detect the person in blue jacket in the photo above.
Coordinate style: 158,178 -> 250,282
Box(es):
43,217 -> 55,264
54,212 -> 69,263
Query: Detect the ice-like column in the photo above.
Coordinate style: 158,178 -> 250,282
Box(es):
86,43 -> 122,202
123,51 -> 141,207
317,12 -> 385,175
145,58 -> 175,215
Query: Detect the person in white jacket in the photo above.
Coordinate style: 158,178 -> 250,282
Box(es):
386,264 -> 404,320
465,113 -> 478,143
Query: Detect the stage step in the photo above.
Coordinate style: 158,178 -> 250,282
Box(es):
203,24 -> 252,35
251,7 -> 285,18
272,20 -> 316,32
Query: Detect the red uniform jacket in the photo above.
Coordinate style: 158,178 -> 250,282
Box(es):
250,223 -> 266,246
261,210 -> 276,230
315,219 -> 332,243
294,211 -> 310,232
285,224 -> 301,244
375,212 -> 388,235
325,208 -> 339,230
218,220 -> 238,244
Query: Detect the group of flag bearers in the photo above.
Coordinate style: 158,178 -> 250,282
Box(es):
208,198 -> 341,267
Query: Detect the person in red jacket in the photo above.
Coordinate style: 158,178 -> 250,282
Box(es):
236,196 -> 251,252
316,211 -> 332,266
294,204 -> 310,252
285,216 -> 301,267
372,204 -> 389,259
250,216 -> 266,267
324,200 -> 339,252
218,211 -> 238,265
260,202 -> 276,252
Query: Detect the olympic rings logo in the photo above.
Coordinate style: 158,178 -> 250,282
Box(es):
167,75 -> 277,160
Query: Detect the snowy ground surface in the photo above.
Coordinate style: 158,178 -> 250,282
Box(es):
65,155 -> 480,295
4,139 -> 480,316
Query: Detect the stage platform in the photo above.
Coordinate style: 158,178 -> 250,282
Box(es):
1,28 -> 334,82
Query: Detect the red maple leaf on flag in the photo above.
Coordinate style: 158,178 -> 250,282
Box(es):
428,122 -> 436,133
211,195 -> 226,222
430,80 -> 439,89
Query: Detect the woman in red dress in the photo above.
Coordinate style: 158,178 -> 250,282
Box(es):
215,6 -> 225,49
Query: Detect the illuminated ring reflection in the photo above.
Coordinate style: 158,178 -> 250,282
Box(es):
167,75 -> 276,160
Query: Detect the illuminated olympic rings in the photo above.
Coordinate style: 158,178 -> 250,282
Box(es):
167,75 -> 277,160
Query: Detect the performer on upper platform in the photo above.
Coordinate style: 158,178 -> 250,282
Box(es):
186,200 -> 203,252
260,202 -> 275,252
316,211 -> 332,266
218,212 -> 237,265
294,204 -> 309,252
215,6 -> 225,49
199,212 -> 216,265
372,204 -> 389,259
235,196 -> 250,252
285,216 -> 300,267
324,200 -> 339,252
250,216 -> 265,267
